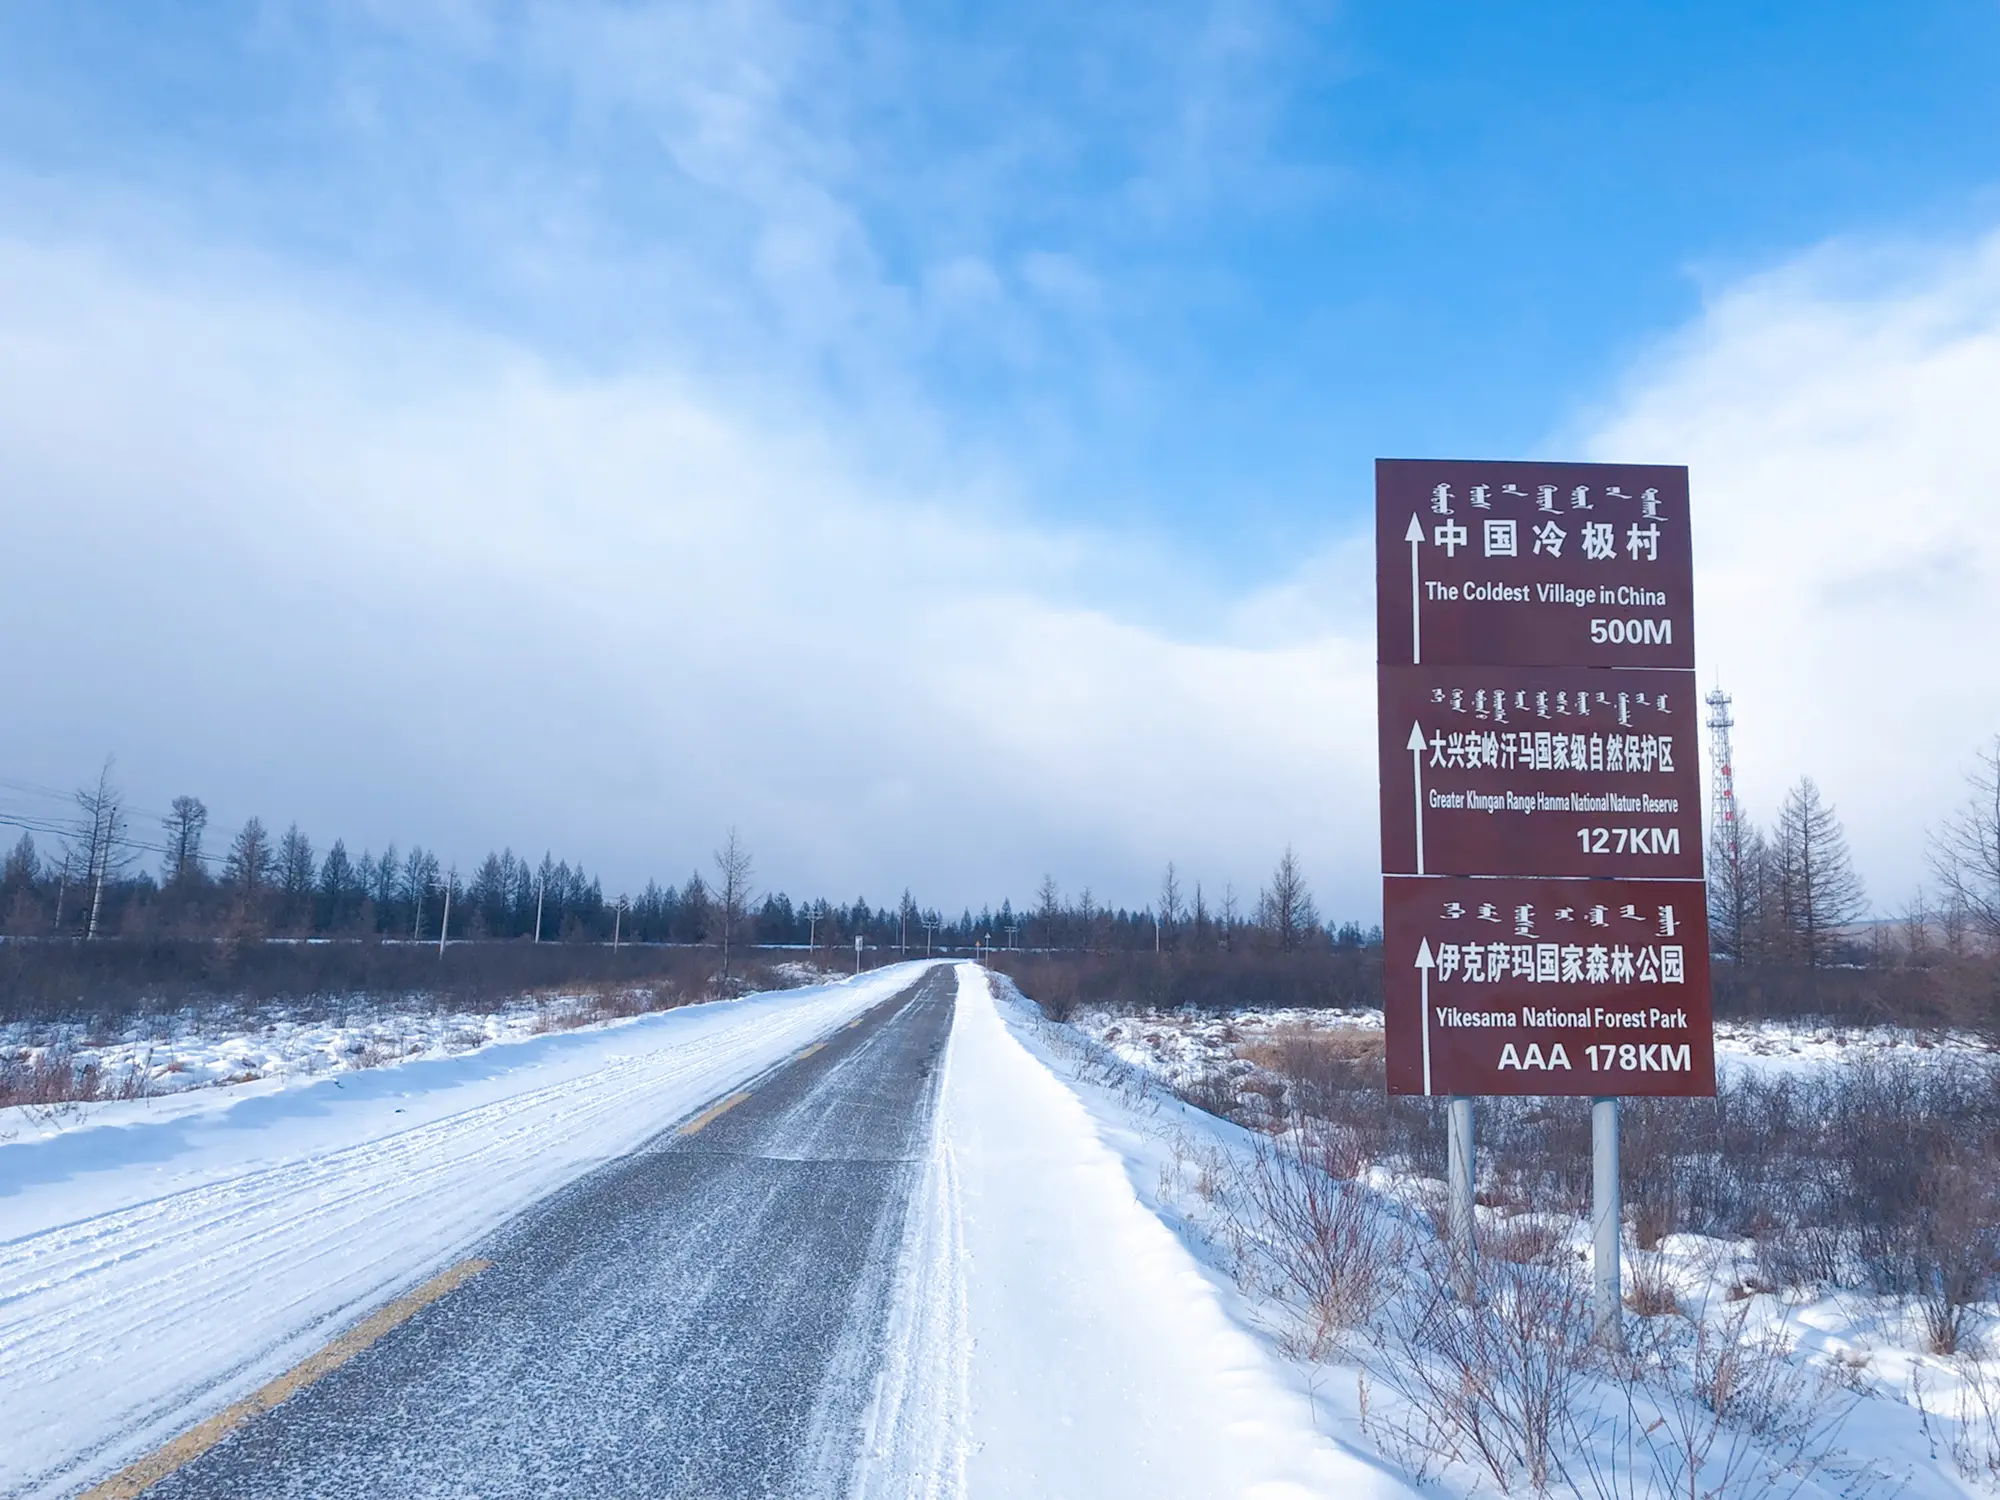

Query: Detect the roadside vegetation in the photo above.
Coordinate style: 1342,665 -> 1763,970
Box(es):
1017,993 -> 2000,1497
985,739 -> 2000,1495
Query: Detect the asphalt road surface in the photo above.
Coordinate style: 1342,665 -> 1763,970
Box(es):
146,965 -> 956,1500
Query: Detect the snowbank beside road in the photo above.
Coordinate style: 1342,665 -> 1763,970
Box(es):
942,965 -> 1416,1500
0,963 -> 934,1500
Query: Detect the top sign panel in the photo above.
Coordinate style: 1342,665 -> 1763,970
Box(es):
1376,459 -> 1694,669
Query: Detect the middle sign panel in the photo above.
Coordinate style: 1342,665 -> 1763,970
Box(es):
1377,663 -> 1704,880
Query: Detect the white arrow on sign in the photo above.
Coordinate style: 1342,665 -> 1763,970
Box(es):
1406,720 -> 1428,875
1414,938 -> 1436,1096
1404,513 -> 1425,664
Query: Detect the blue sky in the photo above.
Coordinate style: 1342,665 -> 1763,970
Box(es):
2,2 -> 1999,913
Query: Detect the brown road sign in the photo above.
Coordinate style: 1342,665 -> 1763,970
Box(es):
1383,875 -> 1715,1097
1375,458 -> 1693,669
1377,664 -> 1703,879
1375,456 -> 1715,1099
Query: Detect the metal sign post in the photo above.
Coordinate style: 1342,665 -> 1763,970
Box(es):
1591,1096 -> 1623,1346
1375,459 -> 1715,1334
1448,1094 -> 1476,1301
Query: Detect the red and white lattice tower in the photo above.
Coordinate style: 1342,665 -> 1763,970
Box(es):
1704,686 -> 1739,881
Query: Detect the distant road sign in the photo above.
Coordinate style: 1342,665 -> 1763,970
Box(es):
1375,459 -> 1694,670
1375,457 -> 1714,1099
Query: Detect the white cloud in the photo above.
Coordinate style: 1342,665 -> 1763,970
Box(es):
1584,231 -> 2000,911
0,233 -> 1379,913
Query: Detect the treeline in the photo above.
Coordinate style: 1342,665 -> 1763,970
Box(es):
1706,747 -> 2000,1028
0,769 -> 958,953
0,766 -> 1381,960
1008,851 -> 1377,955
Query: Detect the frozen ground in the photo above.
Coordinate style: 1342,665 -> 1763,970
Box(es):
0,961 -> 841,1127
0,965 -> 920,1499
1046,997 -> 2000,1497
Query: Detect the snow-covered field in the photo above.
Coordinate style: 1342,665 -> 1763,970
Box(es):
1036,996 -> 2000,1498
0,961 -> 840,1123
0,965 -> 918,1500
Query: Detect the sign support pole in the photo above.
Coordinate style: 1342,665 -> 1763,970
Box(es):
1447,1094 -> 1476,1301
1591,1095 -> 1624,1349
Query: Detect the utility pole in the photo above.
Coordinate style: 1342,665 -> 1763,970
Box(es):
807,903 -> 820,951
438,867 -> 455,958
1706,685 -> 1743,961
53,850 -> 71,935
613,895 -> 626,950
534,873 -> 545,944
854,934 -> 863,975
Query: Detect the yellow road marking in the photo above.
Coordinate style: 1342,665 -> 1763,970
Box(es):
82,1257 -> 494,1499
678,1090 -> 751,1136
795,1041 -> 825,1062
846,1017 -> 864,1029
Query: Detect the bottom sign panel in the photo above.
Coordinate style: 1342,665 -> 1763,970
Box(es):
1384,874 -> 1715,1097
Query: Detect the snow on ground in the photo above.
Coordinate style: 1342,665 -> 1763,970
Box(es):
1035,995 -> 2000,1497
0,963 -> 928,1500
937,965 -> 1417,1500
0,960 -> 843,1127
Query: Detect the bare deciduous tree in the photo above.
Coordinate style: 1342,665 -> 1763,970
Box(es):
714,828 -> 755,984
400,846 -> 438,938
1035,874 -> 1062,950
1931,736 -> 2000,946
71,759 -> 132,940
162,796 -> 209,886
1157,861 -> 1182,952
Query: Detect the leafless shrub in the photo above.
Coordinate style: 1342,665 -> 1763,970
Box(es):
1240,1122 -> 1406,1355
1624,1255 -> 1680,1319
1169,1067 -> 1242,1119
1382,1238 -> 1598,1494
0,1046 -> 153,1108
1929,1356 -> 2000,1483
1562,1298 -> 1876,1500
1755,1223 -> 1845,1296
1489,1215 -> 1572,1267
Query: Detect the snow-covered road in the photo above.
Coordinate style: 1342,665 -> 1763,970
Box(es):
0,965 -> 931,1499
4,962 -> 1408,1499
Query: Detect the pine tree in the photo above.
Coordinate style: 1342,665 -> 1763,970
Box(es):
1774,777 -> 1867,970
223,817 -> 273,896
276,824 -> 317,931
1260,845 -> 1318,951
162,796 -> 209,885
318,840 -> 359,932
